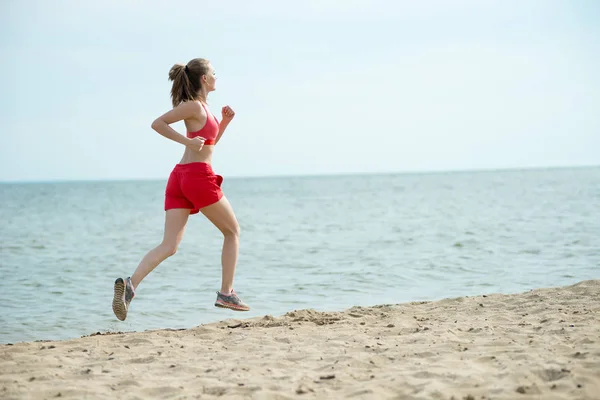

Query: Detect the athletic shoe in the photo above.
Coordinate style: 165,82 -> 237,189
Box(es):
112,277 -> 135,321
215,290 -> 250,311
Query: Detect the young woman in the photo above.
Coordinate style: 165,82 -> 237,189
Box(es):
112,58 -> 250,321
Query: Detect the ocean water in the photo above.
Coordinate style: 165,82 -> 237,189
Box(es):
1,167 -> 599,344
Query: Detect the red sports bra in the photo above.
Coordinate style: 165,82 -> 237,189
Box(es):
187,102 -> 219,145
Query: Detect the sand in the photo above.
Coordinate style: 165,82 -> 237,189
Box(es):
1,280 -> 599,400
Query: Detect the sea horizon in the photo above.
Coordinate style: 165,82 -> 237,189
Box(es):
1,163 -> 598,185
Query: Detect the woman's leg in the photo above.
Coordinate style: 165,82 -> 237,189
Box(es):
113,208 -> 190,321
200,196 -> 240,294
130,208 -> 191,289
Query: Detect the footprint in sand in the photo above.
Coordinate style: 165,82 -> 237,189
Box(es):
128,356 -> 156,364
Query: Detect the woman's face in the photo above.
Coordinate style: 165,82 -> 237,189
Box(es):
203,63 -> 217,92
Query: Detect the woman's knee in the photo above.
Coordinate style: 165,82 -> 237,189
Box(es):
223,223 -> 240,238
160,241 -> 179,257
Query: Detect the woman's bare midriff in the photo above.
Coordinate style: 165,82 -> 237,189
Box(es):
178,145 -> 215,165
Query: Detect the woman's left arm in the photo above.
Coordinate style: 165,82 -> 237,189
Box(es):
215,105 -> 235,145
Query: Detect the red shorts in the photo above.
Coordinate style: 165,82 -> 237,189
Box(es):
164,162 -> 224,215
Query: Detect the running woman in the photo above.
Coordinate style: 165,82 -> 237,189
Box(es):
112,58 -> 250,321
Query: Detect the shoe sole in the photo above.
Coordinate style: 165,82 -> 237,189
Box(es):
112,278 -> 127,321
215,301 -> 250,312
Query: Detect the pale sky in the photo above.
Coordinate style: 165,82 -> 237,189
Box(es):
1,0 -> 599,181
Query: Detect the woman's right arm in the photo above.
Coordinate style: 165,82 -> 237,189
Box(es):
151,101 -> 204,148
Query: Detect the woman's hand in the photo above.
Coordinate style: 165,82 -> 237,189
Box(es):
221,105 -> 235,123
186,136 -> 206,152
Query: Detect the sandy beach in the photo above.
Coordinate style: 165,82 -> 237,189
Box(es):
1,280 -> 599,400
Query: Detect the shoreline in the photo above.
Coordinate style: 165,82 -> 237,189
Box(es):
2,280 -> 599,399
